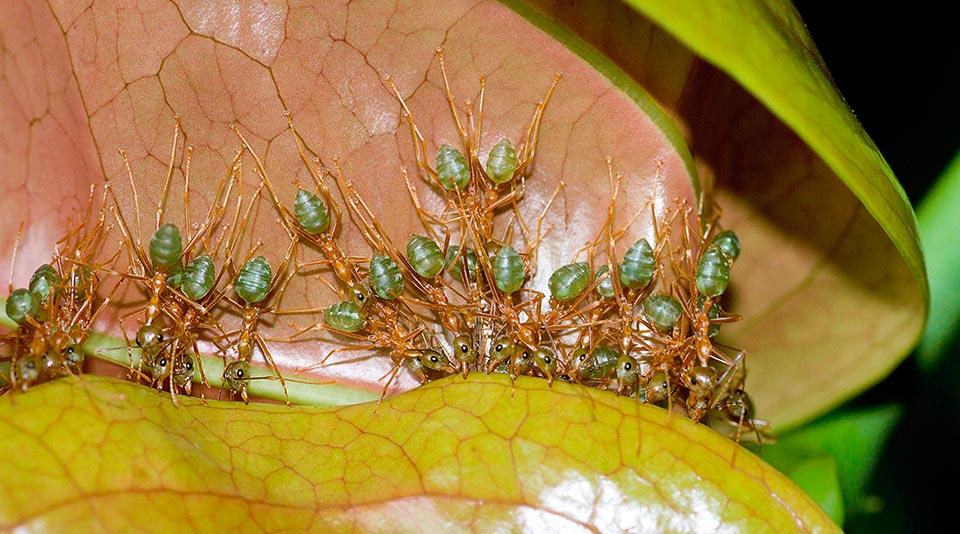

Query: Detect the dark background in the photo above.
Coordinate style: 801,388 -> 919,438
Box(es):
795,5 -> 958,202
791,5 -> 957,532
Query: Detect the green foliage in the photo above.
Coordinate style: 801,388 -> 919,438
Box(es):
761,404 -> 902,523
916,149 -> 960,371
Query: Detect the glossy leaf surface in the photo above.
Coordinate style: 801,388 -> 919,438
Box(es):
0,375 -> 837,532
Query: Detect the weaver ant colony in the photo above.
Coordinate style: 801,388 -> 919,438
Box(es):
0,49 -> 766,443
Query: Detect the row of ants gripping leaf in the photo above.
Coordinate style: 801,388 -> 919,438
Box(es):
0,49 -> 770,446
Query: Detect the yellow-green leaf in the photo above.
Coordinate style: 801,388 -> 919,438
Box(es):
0,375 -> 838,532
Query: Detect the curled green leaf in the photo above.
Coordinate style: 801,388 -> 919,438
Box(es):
515,0 -> 927,428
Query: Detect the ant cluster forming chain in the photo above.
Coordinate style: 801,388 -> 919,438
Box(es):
0,50 -> 766,442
